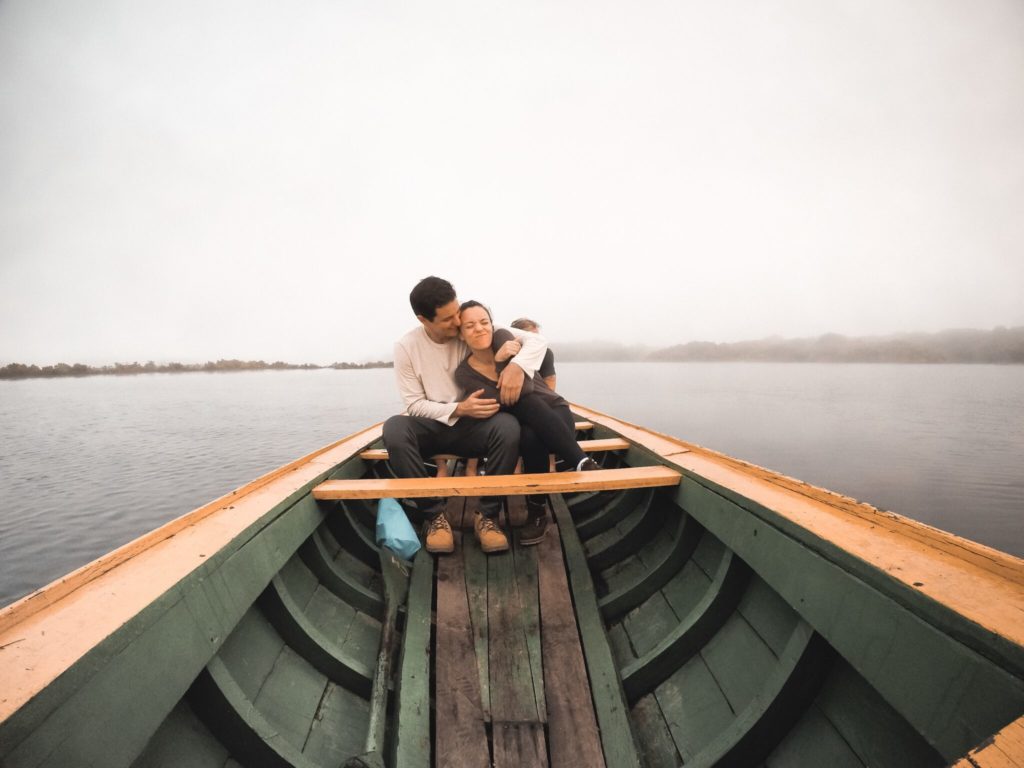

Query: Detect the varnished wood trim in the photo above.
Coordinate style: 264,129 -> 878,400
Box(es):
951,716 -> 1024,767
313,466 -> 681,500
621,550 -> 750,703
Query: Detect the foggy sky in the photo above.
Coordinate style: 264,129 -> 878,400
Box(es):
2,0 -> 1023,365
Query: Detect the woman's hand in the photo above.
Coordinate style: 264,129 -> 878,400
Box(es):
494,339 -> 521,363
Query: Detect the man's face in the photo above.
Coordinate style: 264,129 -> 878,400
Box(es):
418,299 -> 461,343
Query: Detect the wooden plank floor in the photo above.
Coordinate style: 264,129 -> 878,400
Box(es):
434,494 -> 606,767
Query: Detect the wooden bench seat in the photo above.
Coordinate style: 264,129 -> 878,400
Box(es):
312,465 -> 681,500
358,437 -> 629,463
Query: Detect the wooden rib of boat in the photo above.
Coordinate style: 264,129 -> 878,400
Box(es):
1,404 -> 1023,767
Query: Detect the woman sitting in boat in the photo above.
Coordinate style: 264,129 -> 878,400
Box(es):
455,300 -> 599,545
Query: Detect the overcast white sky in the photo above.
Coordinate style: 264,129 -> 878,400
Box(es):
2,0 -> 1022,365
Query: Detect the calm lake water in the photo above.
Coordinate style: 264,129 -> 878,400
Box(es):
1,363 -> 1022,608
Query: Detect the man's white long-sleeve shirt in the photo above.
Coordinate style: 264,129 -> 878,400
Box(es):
393,326 -> 547,426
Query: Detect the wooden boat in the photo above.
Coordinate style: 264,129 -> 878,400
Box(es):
1,404 -> 1022,767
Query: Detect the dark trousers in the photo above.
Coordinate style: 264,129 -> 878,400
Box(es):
514,396 -> 585,474
382,412 -> 521,519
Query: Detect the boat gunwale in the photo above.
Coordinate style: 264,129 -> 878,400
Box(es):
0,424 -> 382,726
570,403 -> 1024,651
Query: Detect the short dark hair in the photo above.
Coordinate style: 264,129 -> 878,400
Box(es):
459,299 -> 492,321
510,317 -> 539,332
410,276 -> 456,320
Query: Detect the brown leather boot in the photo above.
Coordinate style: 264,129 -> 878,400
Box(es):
425,512 -> 454,554
519,497 -> 549,546
474,512 -> 509,553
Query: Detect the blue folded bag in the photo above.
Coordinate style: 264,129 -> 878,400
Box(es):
375,498 -> 421,561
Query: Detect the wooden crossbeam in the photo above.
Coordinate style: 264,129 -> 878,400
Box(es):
358,437 -> 630,463
313,466 -> 680,500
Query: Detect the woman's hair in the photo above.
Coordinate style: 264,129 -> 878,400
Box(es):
459,300 -> 492,321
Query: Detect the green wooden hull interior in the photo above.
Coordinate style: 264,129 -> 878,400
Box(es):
1,413 -> 1022,767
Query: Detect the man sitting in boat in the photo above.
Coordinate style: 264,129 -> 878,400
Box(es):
384,276 -> 547,555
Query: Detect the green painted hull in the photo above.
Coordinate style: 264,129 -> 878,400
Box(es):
1,411 -> 1021,767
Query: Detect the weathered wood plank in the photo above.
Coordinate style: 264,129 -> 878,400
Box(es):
630,695 -> 683,768
362,552 -> 409,760
312,466 -> 681,499
488,548 -> 540,724
599,513 -> 702,622
392,549 -> 433,768
259,574 -> 374,697
585,491 -> 665,571
299,531 -> 384,620
575,488 -> 653,540
304,683 -> 372,766
514,543 -> 547,722
685,622 -> 834,767
551,494 -> 643,768
537,521 -> 606,768
190,655 -> 322,768
815,660 -> 944,767
492,722 -> 547,768
701,612 -> 780,713
654,656 -> 735,761
621,551 -> 750,703
463,529 -> 491,722
435,532 -> 490,768
131,700 -> 230,768
762,705 -> 863,768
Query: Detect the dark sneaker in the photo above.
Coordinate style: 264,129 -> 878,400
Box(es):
425,512 -> 455,554
578,458 -> 601,471
519,500 -> 549,546
474,512 -> 509,553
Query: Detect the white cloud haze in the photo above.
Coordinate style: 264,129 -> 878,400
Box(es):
2,0 -> 1023,364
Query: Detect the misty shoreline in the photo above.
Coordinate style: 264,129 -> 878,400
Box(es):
3,327 -> 1022,380
0,359 -> 393,380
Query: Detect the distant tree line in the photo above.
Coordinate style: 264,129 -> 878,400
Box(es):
4,328 -> 1021,380
0,359 -> 392,380
646,327 -> 1024,364
556,327 -> 1024,364
329,361 -> 393,370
